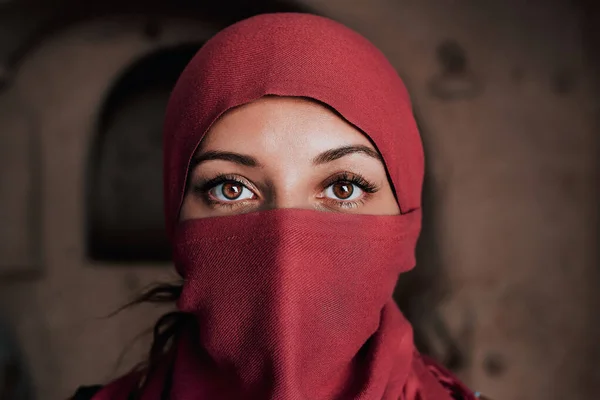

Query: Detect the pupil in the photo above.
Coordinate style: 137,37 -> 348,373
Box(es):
222,182 -> 242,199
333,182 -> 353,199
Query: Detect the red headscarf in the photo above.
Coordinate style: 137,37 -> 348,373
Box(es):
92,13 -> 476,400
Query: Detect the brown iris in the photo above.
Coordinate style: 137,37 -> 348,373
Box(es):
221,182 -> 243,200
332,182 -> 353,199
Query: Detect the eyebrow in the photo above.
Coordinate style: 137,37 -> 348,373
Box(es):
312,145 -> 382,165
191,145 -> 382,169
191,150 -> 262,168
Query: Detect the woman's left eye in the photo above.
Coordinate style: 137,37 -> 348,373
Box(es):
323,181 -> 364,201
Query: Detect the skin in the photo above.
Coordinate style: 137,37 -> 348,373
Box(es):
180,96 -> 399,220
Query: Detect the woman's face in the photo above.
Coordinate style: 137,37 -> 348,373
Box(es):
180,97 -> 399,220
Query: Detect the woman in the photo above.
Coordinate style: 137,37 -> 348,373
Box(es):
74,13 -> 488,400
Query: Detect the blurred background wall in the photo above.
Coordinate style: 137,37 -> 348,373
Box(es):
0,1 -> 597,399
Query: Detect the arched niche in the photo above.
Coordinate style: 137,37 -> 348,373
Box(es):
0,95 -> 40,276
86,44 -> 200,262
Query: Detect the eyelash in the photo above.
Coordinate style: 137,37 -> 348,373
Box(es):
322,172 -> 378,194
193,174 -> 256,209
192,172 -> 380,209
320,172 -> 378,209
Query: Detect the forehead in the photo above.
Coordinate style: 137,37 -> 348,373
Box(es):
197,96 -> 375,154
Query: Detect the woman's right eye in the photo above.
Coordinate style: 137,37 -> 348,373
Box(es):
208,181 -> 256,202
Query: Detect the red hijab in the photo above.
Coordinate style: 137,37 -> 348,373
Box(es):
93,13 -> 476,400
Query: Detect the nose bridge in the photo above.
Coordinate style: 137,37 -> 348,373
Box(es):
273,190 -> 310,210
265,168 -> 312,210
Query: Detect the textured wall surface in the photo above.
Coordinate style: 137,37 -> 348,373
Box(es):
0,18 -> 213,398
0,1 -> 597,400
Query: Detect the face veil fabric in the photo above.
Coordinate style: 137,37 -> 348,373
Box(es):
91,12 -> 477,400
